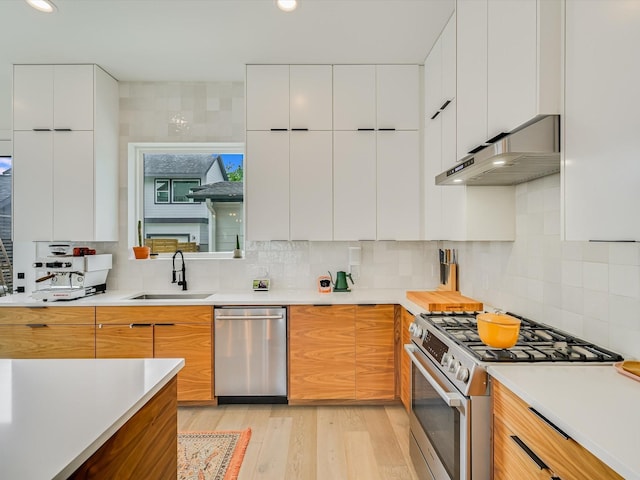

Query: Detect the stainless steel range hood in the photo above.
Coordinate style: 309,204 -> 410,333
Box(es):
435,115 -> 560,186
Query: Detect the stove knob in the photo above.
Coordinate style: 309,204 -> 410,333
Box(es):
447,356 -> 458,372
455,365 -> 470,383
408,323 -> 416,335
441,352 -> 450,367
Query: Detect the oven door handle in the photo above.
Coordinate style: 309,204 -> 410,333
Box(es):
404,344 -> 464,408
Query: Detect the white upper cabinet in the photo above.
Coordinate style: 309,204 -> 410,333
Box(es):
333,65 -> 376,130
290,65 -> 333,130
12,64 -> 118,242
245,65 -> 289,131
245,130 -> 290,241
290,131 -> 333,240
246,65 -> 332,131
333,131 -> 377,241
376,65 -> 420,130
455,0 -> 561,161
564,0 -> 640,241
13,65 -> 95,131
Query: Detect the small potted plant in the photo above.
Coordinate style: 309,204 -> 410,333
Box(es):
233,234 -> 242,258
133,220 -> 151,259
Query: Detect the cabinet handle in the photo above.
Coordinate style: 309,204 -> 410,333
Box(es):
378,128 -> 396,131
551,477 -> 562,480
430,110 -> 441,120
129,323 -> 152,328
270,128 -> 288,131
291,128 -> 308,131
155,323 -> 176,326
439,99 -> 451,111
357,128 -> 375,131
468,144 -> 486,154
529,407 -> 571,440
32,128 -> 52,131
589,239 -> 638,243
312,304 -> 333,307
486,131 -> 509,143
26,324 -> 48,328
53,128 -> 72,132
510,435 -> 549,470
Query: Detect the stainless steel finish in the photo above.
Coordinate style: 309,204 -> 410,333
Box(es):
436,115 -> 560,186
214,306 -> 287,397
409,434 -> 436,480
129,292 -> 214,300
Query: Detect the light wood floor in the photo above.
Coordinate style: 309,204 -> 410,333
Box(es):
178,403 -> 419,480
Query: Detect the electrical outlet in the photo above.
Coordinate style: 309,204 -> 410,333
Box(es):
16,286 -> 25,293
17,272 -> 24,279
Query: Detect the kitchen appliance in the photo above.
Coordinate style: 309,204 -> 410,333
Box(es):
405,311 -> 623,480
435,115 -> 560,186
31,253 -> 112,301
214,306 -> 287,403
317,275 -> 332,293
329,270 -> 353,292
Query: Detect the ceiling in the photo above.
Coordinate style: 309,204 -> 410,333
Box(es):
0,0 -> 454,82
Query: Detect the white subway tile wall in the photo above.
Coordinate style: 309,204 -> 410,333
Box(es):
105,82 -> 640,360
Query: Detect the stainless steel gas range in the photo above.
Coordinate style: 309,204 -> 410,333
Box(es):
404,311 -> 623,480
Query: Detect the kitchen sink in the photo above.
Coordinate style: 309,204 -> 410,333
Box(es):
128,293 -> 215,300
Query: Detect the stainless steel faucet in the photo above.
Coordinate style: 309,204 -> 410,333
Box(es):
171,250 -> 187,290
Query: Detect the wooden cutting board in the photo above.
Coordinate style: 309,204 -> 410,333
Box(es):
406,290 -> 483,312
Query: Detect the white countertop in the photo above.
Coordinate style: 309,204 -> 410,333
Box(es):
488,364 -> 640,479
0,358 -> 184,479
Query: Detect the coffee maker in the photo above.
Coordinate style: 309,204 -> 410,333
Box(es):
31,245 -> 112,301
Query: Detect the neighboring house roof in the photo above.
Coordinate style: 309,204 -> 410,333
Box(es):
144,154 -> 222,176
187,181 -> 243,202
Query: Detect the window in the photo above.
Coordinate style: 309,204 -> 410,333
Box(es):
129,143 -> 244,256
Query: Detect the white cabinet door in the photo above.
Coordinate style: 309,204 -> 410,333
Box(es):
53,131 -> 94,240
333,65 -> 376,130
290,131 -> 333,240
424,118 -> 443,240
245,131 -> 290,240
290,65 -> 332,131
564,0 -> 640,241
487,0 -> 537,137
53,65 -> 94,131
456,0 -> 488,158
377,131 -> 420,240
246,65 -> 289,131
13,65 -> 54,131
376,65 -> 419,130
13,131 -> 54,241
333,131 -> 376,240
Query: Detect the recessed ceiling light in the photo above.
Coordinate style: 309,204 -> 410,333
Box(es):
276,0 -> 298,12
25,0 -> 57,13
493,159 -> 506,165
453,179 -> 463,183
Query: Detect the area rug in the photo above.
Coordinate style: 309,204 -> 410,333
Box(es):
178,428 -> 252,480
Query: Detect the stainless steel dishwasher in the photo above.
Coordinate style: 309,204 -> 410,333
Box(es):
214,306 -> 287,403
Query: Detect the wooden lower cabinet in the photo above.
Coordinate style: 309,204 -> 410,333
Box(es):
96,306 -> 213,402
399,306 -> 413,411
493,380 -> 622,480
289,305 -> 356,400
289,304 -> 396,401
0,307 -> 95,359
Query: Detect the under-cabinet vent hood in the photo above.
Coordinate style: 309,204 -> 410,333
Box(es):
435,115 -> 560,186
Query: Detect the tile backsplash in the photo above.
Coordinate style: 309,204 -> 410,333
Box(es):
103,81 -> 638,360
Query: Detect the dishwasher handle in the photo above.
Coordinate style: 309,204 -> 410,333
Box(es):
215,314 -> 284,320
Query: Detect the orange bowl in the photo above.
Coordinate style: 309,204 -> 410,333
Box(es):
476,313 -> 521,349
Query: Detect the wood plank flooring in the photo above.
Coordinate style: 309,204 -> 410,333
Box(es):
178,403 -> 419,480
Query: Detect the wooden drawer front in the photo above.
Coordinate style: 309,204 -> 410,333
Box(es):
154,324 -> 212,401
289,305 -> 355,400
0,306 -> 94,325
96,306 -> 212,325
0,325 -> 95,358
493,417 -> 557,480
96,325 -> 153,358
355,304 -> 395,342
493,381 -> 623,480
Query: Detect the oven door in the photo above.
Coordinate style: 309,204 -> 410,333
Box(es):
405,343 -> 469,480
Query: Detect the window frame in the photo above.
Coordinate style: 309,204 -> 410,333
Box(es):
154,178 -> 170,204
171,178 -> 201,204
128,142 -> 245,259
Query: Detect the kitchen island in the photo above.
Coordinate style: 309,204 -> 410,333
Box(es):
0,357 -> 183,479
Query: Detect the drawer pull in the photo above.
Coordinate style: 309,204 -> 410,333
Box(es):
129,323 -> 152,328
155,323 -> 175,326
529,407 -> 571,440
510,435 -> 549,470
26,324 -> 48,328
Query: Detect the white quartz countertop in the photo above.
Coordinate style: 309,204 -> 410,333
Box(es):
488,364 -> 640,479
0,358 -> 184,479
0,288 -> 430,314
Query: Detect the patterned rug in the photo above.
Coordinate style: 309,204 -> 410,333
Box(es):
178,428 -> 252,480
